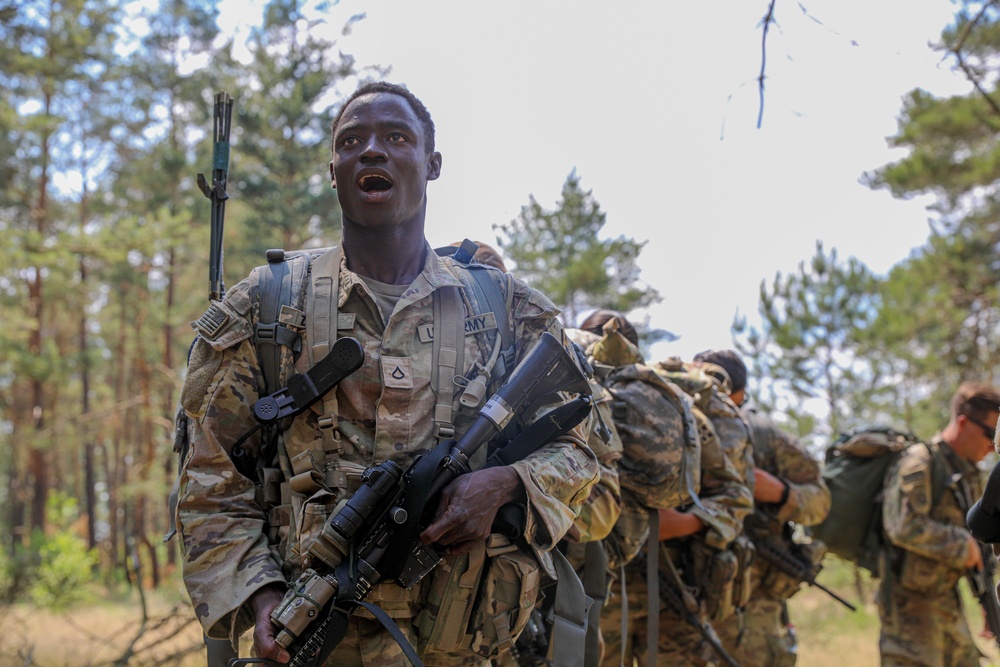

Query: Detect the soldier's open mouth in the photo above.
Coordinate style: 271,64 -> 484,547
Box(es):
359,175 -> 392,192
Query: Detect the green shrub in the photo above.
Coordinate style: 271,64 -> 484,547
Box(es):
20,494 -> 100,610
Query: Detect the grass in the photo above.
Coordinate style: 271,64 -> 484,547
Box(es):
790,557 -> 1000,667
4,560 -> 999,667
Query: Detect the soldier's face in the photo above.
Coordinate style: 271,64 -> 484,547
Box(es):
330,93 -> 441,233
960,411 -> 999,463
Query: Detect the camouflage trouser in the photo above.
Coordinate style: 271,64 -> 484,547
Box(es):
715,593 -> 796,667
877,581 -> 982,667
599,566 -> 723,667
320,615 -> 490,667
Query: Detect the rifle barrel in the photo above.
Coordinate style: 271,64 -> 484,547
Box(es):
207,91 -> 233,302
811,581 -> 858,612
755,540 -> 857,611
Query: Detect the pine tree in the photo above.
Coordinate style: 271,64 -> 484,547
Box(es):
495,170 -> 660,328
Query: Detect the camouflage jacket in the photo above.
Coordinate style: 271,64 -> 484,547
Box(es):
569,378 -> 623,544
175,245 -> 599,641
746,408 -> 830,527
882,437 -> 982,595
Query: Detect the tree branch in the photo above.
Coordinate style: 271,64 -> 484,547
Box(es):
948,1 -> 1000,119
758,0 -> 779,128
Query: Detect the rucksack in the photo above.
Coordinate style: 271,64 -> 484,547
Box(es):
604,363 -> 703,512
810,426 -> 947,575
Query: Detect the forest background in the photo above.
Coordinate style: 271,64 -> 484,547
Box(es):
2,0 -> 1000,664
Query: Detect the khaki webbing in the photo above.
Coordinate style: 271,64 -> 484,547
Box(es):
432,286 -> 465,439
549,548 -> 589,667
307,246 -> 343,457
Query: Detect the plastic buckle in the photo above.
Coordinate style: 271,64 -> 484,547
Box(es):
434,423 -> 456,440
256,322 -> 279,343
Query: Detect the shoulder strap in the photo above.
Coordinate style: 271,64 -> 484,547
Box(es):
432,285 -> 465,440
252,249 -> 312,395
435,241 -> 516,379
549,548 -> 590,667
925,440 -> 957,509
306,246 -> 344,456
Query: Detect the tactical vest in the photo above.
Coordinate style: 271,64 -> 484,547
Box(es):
172,241 -> 599,663
240,244 -> 516,568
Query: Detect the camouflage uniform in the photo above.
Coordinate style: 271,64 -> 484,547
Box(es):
599,379 -> 753,667
878,438 -> 984,667
570,378 -> 624,545
175,246 -> 599,665
715,408 -> 831,667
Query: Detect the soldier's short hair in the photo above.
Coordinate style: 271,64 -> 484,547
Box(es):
330,81 -> 436,154
951,381 -> 1000,423
692,348 -> 747,394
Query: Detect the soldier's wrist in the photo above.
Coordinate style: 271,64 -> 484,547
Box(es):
778,480 -> 791,506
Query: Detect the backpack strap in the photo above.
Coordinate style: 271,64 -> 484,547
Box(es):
581,541 -> 608,667
928,442 -> 950,508
252,249 -> 311,396
435,241 -> 515,382
431,285 -> 465,440
307,246 -> 345,459
645,509 -> 660,667
549,547 -> 591,667
306,246 -> 341,366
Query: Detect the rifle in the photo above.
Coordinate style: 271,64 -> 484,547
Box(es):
188,91 -> 238,667
509,607 -> 552,667
197,91 -> 233,302
653,559 -> 740,667
235,332 -> 592,667
629,549 -> 739,667
744,511 -> 857,611
967,541 -> 1000,649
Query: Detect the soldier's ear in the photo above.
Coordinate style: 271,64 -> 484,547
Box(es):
427,152 -> 442,182
329,160 -> 337,189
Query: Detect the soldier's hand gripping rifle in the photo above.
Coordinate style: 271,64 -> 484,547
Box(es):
197,91 -> 233,302
967,540 -> 1000,649
239,332 -> 593,667
744,511 -> 857,611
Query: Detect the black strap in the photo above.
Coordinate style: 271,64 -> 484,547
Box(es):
380,438 -> 457,579
434,241 -> 515,378
304,560 -> 425,667
256,256 -> 294,395
354,601 -> 426,667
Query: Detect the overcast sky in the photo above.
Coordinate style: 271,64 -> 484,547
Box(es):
220,0 -> 971,363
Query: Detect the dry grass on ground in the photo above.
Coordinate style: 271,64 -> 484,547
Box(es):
5,561 -> 1000,667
